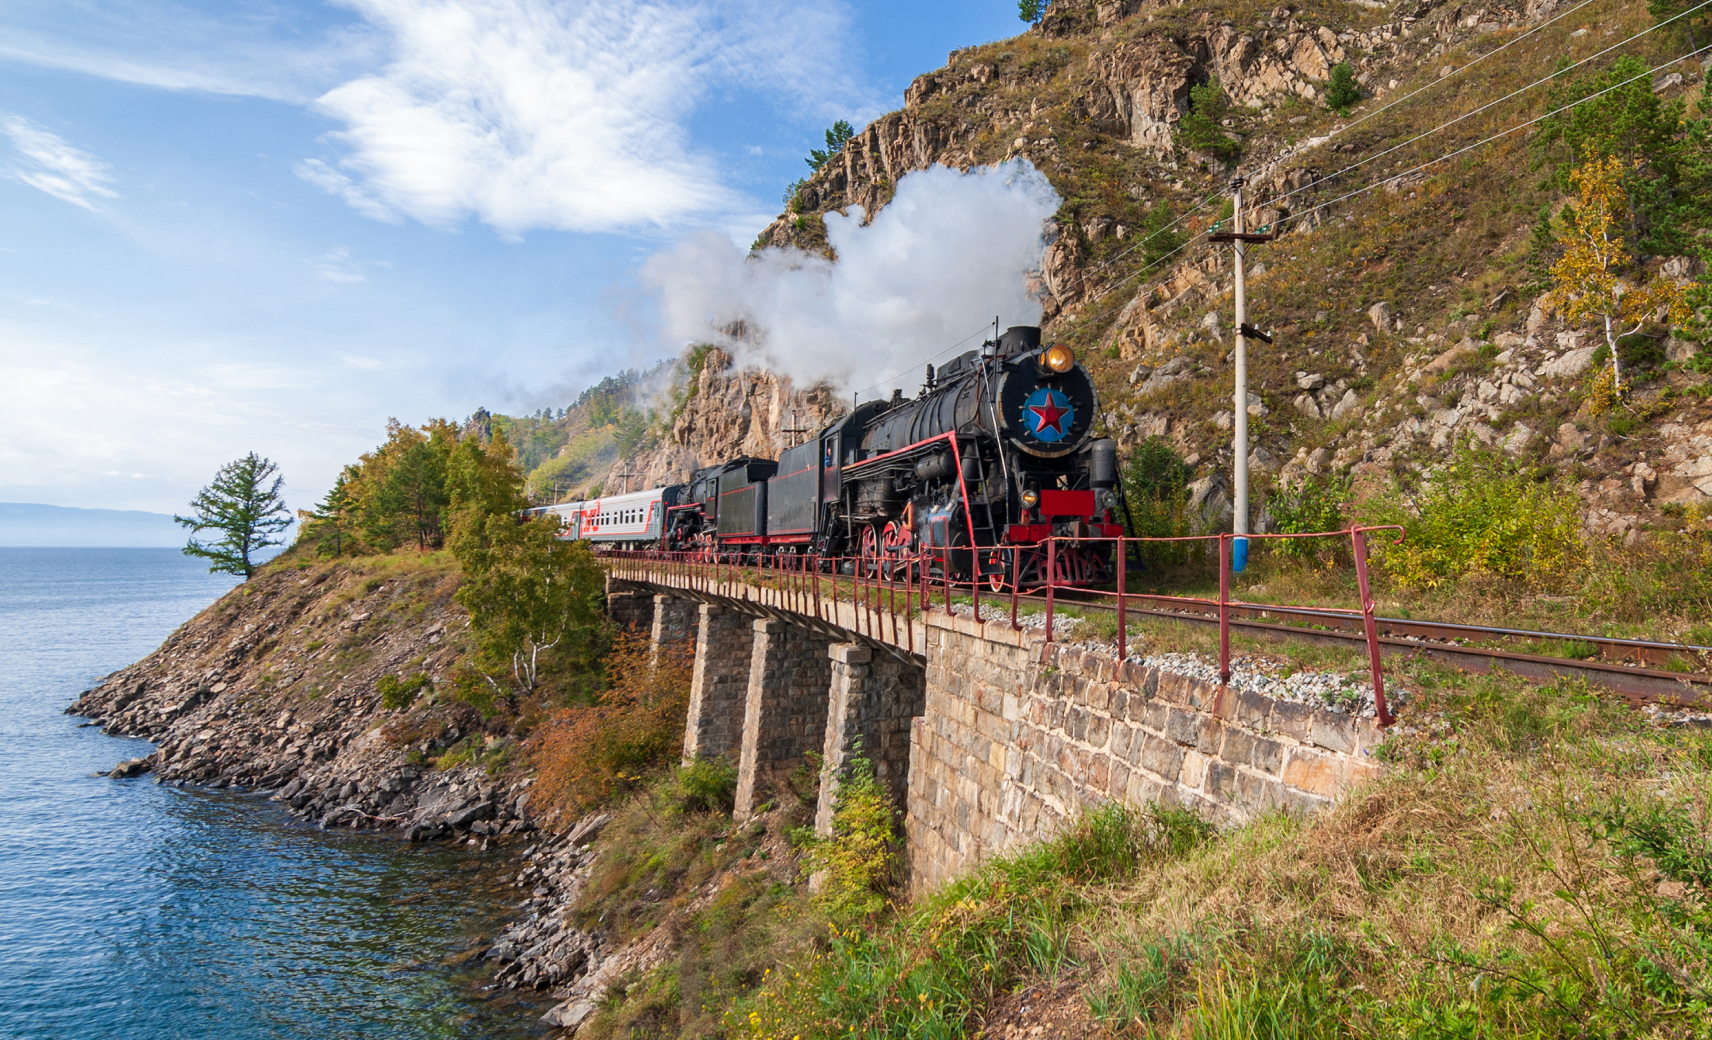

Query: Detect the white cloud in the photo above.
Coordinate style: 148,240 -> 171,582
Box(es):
314,245 -> 390,283
1,115 -> 119,210
641,160 -> 1062,390
301,0 -> 864,234
294,159 -> 400,222
0,2 -> 383,103
0,331 -> 382,514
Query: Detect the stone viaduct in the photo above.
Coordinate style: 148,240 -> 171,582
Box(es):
606,562 -> 1383,891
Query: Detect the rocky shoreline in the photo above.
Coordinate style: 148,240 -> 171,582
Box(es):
64,557 -> 620,1035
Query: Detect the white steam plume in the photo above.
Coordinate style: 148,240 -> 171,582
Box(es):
640,160 -> 1062,392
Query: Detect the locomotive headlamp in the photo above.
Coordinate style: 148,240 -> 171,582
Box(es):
1041,344 -> 1075,374
1097,488 -> 1118,512
1021,488 -> 1040,509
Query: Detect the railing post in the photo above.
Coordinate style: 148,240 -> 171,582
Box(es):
1044,538 -> 1057,646
1218,534 -> 1231,686
970,546 -> 981,625
1010,547 -> 1020,631
1116,537 -> 1127,660
1351,528 -> 1393,727
942,548 -> 951,614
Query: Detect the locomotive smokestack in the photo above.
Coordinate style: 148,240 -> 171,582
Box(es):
890,388 -> 903,405
997,326 -> 1041,357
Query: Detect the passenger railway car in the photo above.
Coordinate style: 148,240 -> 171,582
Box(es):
533,486 -> 681,548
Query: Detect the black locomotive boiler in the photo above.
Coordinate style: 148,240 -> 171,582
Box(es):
646,325 -> 1123,588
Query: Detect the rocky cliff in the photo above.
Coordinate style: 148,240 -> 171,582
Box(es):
734,0 -> 1711,534
598,347 -> 848,494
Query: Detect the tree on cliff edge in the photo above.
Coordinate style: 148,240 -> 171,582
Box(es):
175,453 -> 291,579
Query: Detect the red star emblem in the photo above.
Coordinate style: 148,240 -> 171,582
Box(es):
1027,394 -> 1068,436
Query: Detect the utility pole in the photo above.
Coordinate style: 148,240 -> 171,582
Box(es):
780,408 -> 812,447
1209,177 -> 1276,572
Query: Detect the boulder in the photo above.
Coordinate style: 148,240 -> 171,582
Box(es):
541,999 -> 598,1030
1540,346 -> 1598,378
1329,389 -> 1361,420
1657,456 -> 1712,503
1424,340 -> 1478,375
108,757 -> 148,779
1188,474 -> 1233,531
1367,301 -> 1393,332
1503,424 -> 1536,455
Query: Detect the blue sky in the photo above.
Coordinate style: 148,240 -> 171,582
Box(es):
0,0 -> 1025,514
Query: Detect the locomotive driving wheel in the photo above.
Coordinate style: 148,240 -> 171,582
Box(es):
859,524 -> 881,578
880,521 -> 914,580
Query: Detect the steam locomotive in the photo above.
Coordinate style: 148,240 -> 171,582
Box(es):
545,325 -> 1124,588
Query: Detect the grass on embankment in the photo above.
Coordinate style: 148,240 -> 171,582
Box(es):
726,666 -> 1712,1038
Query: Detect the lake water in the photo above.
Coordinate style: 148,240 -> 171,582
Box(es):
0,548 -> 545,1039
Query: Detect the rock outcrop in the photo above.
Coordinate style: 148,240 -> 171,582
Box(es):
597,347 -> 846,493
67,559 -> 535,843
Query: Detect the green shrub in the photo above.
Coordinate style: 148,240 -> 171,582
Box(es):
1268,472 -> 1351,564
1361,448 -> 1586,590
798,753 -> 896,922
1617,331 -> 1666,372
676,757 -> 738,815
1124,436 -> 1195,566
376,671 -> 431,709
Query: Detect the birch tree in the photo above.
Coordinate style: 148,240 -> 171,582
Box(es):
1547,155 -> 1689,400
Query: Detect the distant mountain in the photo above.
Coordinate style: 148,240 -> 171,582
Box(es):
0,503 -> 185,547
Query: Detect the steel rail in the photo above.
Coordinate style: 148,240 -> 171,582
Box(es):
1064,590 -> 1712,667
1015,594 -> 1712,709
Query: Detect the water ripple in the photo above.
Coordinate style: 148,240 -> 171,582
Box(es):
0,549 -> 545,1040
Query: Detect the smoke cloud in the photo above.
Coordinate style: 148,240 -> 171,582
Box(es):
639,159 -> 1062,393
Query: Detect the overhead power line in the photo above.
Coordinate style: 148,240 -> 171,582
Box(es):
1273,0 -> 1712,211
861,0 -> 1703,386
1330,0 -> 1603,139
1071,24 -> 1711,340
1295,42 -> 1711,223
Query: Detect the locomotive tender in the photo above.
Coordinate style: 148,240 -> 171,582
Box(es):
550,326 -> 1124,587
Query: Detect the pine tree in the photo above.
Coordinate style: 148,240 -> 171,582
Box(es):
806,120 -> 856,172
1325,62 -> 1361,116
1017,0 -> 1044,24
298,466 -> 357,558
1178,78 -> 1239,162
175,453 -> 291,579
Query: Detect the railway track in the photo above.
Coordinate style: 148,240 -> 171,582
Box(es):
1017,590 -> 1712,711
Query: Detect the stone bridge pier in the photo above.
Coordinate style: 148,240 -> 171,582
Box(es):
608,585 -> 929,833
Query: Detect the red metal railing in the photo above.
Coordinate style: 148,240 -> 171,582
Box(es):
600,524 -> 1406,727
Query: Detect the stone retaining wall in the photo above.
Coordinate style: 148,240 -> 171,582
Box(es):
607,588 -> 654,634
906,614 -> 1385,892
650,594 -> 698,666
